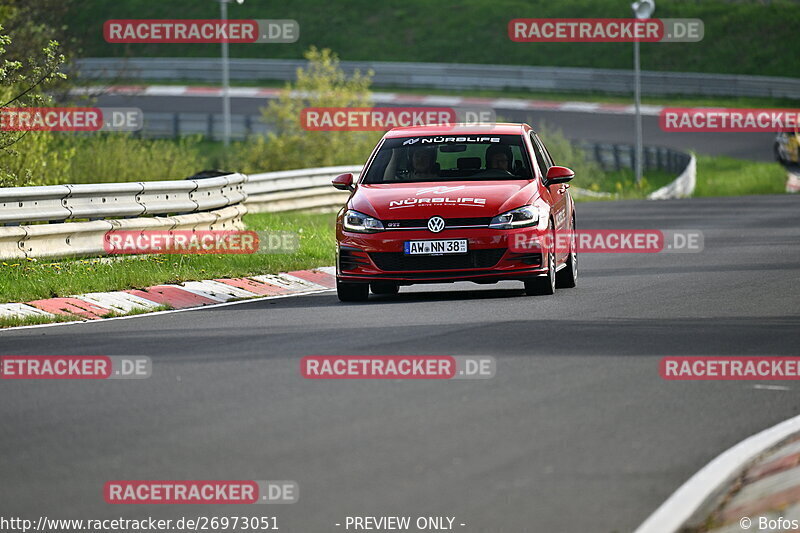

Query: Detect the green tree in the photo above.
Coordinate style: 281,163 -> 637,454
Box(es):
0,19 -> 67,187
234,47 -> 381,173
534,122 -> 606,191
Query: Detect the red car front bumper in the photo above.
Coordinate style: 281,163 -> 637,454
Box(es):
336,227 -> 549,284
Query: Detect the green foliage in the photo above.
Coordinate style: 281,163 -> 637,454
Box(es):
0,18 -> 67,187
694,155 -> 787,197
50,135 -> 207,184
233,47 -> 381,172
533,122 -> 604,185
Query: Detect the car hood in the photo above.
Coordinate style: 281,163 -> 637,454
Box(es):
350,181 -> 538,220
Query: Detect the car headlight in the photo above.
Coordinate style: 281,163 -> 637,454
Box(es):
489,205 -> 539,229
343,210 -> 385,233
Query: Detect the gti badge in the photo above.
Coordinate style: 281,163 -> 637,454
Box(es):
427,216 -> 445,233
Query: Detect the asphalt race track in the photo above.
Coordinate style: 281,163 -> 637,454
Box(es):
1,195 -> 798,532
94,92 -> 778,162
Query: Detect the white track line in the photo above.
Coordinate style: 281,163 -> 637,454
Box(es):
635,413 -> 800,533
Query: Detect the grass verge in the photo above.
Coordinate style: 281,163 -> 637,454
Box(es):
574,167 -> 678,201
695,155 -> 787,197
0,212 -> 336,303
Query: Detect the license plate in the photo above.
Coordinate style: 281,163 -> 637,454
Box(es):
404,239 -> 468,255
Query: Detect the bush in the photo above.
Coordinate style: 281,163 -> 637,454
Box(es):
49,134 -> 208,184
233,47 -> 382,173
533,122 -> 605,189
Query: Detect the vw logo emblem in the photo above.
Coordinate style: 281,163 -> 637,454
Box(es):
427,216 -> 445,233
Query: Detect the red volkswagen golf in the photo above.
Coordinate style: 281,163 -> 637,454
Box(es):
331,123 -> 577,301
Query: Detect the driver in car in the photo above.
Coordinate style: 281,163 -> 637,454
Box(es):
485,144 -> 513,172
409,147 -> 439,179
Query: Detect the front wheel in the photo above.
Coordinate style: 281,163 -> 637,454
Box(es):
556,217 -> 578,288
524,223 -> 556,296
337,280 -> 369,302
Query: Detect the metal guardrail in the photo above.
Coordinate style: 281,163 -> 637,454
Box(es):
75,57 -> 800,99
0,173 -> 246,225
0,205 -> 247,260
245,166 -> 359,213
0,173 -> 248,259
0,142 -> 693,259
576,142 -> 691,174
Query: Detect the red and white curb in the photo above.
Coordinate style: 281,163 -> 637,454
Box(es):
74,85 -> 665,117
701,435 -> 800,532
0,267 -> 335,325
636,413 -> 800,533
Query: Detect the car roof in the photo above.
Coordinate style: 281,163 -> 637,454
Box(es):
384,122 -> 531,138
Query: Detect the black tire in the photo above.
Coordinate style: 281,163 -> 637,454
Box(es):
370,282 -> 400,295
556,217 -> 578,289
337,280 -> 369,302
524,223 -> 556,296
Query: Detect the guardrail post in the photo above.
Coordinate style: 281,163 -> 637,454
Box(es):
594,143 -> 604,171
172,113 -> 180,138
207,114 -> 214,140
613,145 -> 622,172
245,115 -> 253,137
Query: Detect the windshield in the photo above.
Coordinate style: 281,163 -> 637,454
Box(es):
362,134 -> 533,184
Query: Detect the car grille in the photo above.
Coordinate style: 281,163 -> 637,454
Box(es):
369,248 -> 506,271
384,217 -> 492,229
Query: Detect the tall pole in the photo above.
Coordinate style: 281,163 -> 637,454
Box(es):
220,0 -> 231,146
631,0 -> 654,185
634,37 -> 643,184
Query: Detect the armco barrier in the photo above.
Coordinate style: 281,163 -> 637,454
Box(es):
4,205 -> 246,260
648,155 -> 697,200
0,172 -> 247,260
0,185 -> 72,224
74,57 -> 800,99
65,182 -> 145,219
244,166 -> 359,213
0,173 -> 246,225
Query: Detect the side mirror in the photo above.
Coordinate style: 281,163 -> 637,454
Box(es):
545,166 -> 575,185
332,173 -> 355,191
